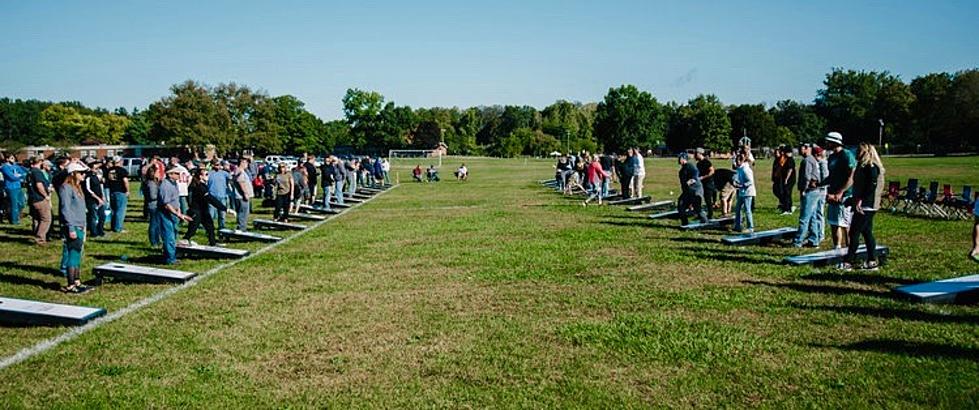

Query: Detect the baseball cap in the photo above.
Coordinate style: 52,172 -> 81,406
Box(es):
66,162 -> 89,173
678,152 -> 689,161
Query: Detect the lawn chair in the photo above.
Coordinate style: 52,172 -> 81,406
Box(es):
884,181 -> 901,212
919,181 -> 948,218
897,178 -> 920,214
948,185 -> 974,220
940,184 -> 956,219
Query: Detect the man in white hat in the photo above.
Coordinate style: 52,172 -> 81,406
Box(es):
822,132 -> 856,249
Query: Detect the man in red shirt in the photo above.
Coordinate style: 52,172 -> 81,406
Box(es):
582,155 -> 609,206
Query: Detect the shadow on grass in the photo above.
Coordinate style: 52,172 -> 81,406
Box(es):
0,226 -> 32,236
743,279 -> 898,300
794,303 -> 979,325
675,246 -> 779,264
0,233 -> 37,245
0,261 -> 63,277
0,273 -> 62,291
800,272 -> 916,286
670,237 -> 720,244
599,220 -> 661,229
91,253 -> 164,265
813,339 -> 979,362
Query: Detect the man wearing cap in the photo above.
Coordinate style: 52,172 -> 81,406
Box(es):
677,152 -> 708,226
233,157 -> 254,231
106,157 -> 130,233
823,132 -> 856,249
26,157 -> 53,244
694,148 -> 716,219
160,166 -> 193,264
1,154 -> 27,225
207,160 -> 231,230
793,143 -> 823,247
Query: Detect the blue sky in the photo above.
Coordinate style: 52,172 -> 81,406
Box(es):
2,0 -> 977,119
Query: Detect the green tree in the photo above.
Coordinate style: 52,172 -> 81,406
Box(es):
946,69 -> 979,151
769,100 -> 826,143
377,102 -> 417,152
728,104 -> 778,147
342,88 -> 385,150
148,80 -> 233,154
593,85 -> 666,153
815,68 -> 914,145
667,95 -> 731,152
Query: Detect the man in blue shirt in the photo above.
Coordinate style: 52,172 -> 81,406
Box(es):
207,161 -> 231,230
823,132 -> 857,249
160,166 -> 192,264
1,154 -> 27,225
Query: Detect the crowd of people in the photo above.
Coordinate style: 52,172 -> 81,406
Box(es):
552,147 -> 647,206
0,151 -> 393,293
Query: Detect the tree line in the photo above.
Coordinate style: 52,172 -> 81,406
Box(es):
1,68 -> 977,156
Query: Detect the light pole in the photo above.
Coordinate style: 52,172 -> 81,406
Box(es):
878,119 -> 884,148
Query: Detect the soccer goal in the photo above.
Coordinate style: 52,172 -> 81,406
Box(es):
389,149 -> 442,167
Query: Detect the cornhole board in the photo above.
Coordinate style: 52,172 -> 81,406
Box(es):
176,243 -> 249,259
254,219 -> 307,231
722,227 -> 797,246
894,274 -> 979,304
288,212 -> 326,221
358,188 -> 384,194
608,196 -> 652,206
649,210 -> 680,220
314,200 -> 352,209
680,217 -> 735,231
334,196 -> 364,204
94,262 -> 197,284
627,200 -> 673,212
0,297 -> 106,326
299,205 -> 342,215
344,192 -> 372,200
219,229 -> 282,243
783,245 -> 889,267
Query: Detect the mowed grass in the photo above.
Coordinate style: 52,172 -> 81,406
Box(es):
0,155 -> 977,408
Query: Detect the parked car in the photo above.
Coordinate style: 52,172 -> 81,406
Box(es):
121,157 -> 143,176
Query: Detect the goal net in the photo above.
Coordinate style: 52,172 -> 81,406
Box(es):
389,149 -> 442,167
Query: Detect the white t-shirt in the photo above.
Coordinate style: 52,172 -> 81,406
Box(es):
634,153 -> 645,175
175,165 -> 191,197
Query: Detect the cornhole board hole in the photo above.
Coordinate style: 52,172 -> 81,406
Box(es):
680,217 -> 735,231
254,219 -> 306,231
722,227 -> 797,246
94,262 -> 197,284
783,245 -> 889,267
219,229 -> 282,243
627,200 -> 673,212
288,212 -> 326,221
649,210 -> 680,220
176,243 -> 250,259
894,274 -> 979,304
0,297 -> 106,326
608,196 -> 652,206
299,205 -> 342,215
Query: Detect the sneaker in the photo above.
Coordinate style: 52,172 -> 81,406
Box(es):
836,262 -> 854,271
861,260 -> 880,271
780,211 -> 792,216
791,206 -> 797,213
581,202 -> 587,207
178,239 -> 191,246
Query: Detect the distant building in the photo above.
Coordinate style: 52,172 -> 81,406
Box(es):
2,144 -> 179,161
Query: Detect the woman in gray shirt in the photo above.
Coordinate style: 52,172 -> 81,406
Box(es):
58,162 -> 92,293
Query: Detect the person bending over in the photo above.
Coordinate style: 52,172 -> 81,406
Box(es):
677,152 -> 708,226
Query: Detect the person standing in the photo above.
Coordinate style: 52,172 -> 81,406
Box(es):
677,153 -> 708,226
334,157 -> 347,205
793,144 -> 822,247
58,162 -> 93,293
319,157 -> 335,209
733,153 -> 756,233
618,152 -> 633,199
823,132 -> 856,249
183,168 -> 225,247
971,193 -> 979,262
841,143 -> 886,271
106,157 -> 130,233
582,155 -> 609,206
345,159 -> 358,195
1,154 -> 26,225
233,157 -> 254,231
27,157 -> 53,244
771,146 -> 796,214
631,147 -> 646,198
381,157 -> 391,185
143,164 -> 162,247
83,159 -> 107,237
274,163 -> 294,222
694,148 -> 716,219
304,155 -> 319,203
160,166 -> 192,264
207,161 -> 231,230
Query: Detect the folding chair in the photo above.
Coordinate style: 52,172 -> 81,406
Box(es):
950,186 -> 974,220
898,178 -> 920,214
883,181 -> 901,212
920,181 -> 948,218
940,184 -> 956,219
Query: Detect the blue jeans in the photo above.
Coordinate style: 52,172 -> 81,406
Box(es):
87,202 -> 106,236
110,192 -> 128,232
735,195 -> 754,231
148,207 -> 161,246
209,195 -> 227,230
5,187 -> 23,224
812,190 -> 826,245
383,171 -> 390,185
346,174 -> 356,195
237,198 -> 250,231
794,190 -> 823,246
602,177 -> 610,198
335,180 -> 346,205
160,213 -> 178,264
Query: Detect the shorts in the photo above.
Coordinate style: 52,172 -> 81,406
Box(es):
828,202 -> 853,228
719,182 -> 736,202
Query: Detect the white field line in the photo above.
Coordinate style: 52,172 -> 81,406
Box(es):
0,185 -> 398,371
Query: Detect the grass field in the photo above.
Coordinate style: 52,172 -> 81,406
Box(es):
1,155 -> 977,408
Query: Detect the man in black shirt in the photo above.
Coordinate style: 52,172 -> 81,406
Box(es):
694,148 -> 716,219
84,159 -> 106,237
304,155 -> 319,203
677,152 -> 708,226
106,157 -> 130,233
27,157 -> 52,244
